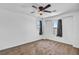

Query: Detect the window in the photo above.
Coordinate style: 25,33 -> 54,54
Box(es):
53,19 -> 62,37
53,20 -> 58,28
53,20 -> 58,35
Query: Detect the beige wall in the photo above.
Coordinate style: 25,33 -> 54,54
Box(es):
72,12 -> 79,48
42,11 -> 79,48
0,8 -> 40,50
0,8 -> 79,50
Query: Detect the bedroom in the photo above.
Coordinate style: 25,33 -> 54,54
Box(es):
0,3 -> 79,55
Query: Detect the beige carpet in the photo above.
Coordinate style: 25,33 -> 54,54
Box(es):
0,39 -> 79,55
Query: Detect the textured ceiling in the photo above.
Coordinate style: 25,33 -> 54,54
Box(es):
0,3 -> 79,18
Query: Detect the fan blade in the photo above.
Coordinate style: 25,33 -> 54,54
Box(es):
52,10 -> 56,12
31,11 -> 35,13
32,5 -> 37,9
44,10 -> 56,13
43,4 -> 51,10
44,10 -> 52,13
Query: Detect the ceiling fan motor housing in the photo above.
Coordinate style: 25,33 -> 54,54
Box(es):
39,6 -> 43,11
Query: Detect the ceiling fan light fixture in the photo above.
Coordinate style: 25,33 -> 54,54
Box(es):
40,13 -> 43,15
39,11 -> 43,15
31,4 -> 56,15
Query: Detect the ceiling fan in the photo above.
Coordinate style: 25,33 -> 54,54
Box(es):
31,4 -> 56,15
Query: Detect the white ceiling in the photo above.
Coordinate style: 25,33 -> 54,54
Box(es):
0,3 -> 79,18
